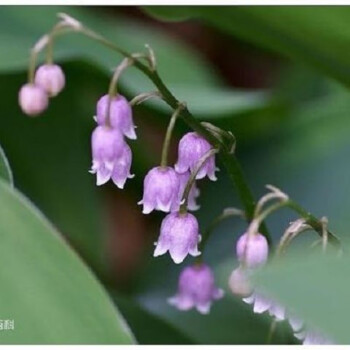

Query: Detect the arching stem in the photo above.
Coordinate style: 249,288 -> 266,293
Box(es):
160,103 -> 185,168
179,148 -> 219,214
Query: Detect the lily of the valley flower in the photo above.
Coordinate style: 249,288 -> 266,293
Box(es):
172,171 -> 200,212
175,132 -> 217,181
90,125 -> 127,186
168,263 -> 224,314
139,166 -> 179,214
96,94 -> 136,139
154,211 -> 201,264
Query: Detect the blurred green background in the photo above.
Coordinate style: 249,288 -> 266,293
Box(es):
1,5 -> 350,344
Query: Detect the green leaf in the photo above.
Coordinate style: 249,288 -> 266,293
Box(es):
0,178 -> 134,344
255,251 -> 350,344
0,66 -> 108,275
114,294 -> 194,344
145,85 -> 270,119
0,144 -> 13,186
142,6 -> 192,22
144,7 -> 350,87
134,259 -> 295,344
0,7 -> 270,119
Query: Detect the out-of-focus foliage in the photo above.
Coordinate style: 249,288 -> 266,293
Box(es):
0,178 -> 133,344
0,144 -> 13,185
1,4 -> 350,345
144,6 -> 350,87
256,252 -> 350,344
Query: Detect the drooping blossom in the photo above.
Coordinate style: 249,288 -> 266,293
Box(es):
139,166 -> 179,214
242,291 -> 286,321
175,132 -> 217,181
154,211 -> 201,264
111,142 -> 134,189
172,171 -> 200,212
96,94 -> 136,139
18,83 -> 48,116
168,263 -> 224,314
236,232 -> 269,268
34,64 -> 65,97
294,328 -> 334,345
90,125 -> 127,186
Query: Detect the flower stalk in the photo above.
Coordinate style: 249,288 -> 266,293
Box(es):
179,148 -> 219,214
160,103 -> 185,168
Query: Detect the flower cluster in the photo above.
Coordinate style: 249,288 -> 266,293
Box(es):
90,94 -> 135,188
18,22 -> 338,337
228,223 -> 333,345
87,63 -> 222,312
19,64 -> 65,116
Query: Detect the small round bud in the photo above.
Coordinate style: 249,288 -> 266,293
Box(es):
228,267 -> 252,297
18,83 -> 48,116
236,232 -> 269,268
34,64 -> 65,97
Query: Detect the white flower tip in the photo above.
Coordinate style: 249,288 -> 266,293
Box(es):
170,252 -> 186,264
209,173 -> 218,182
125,128 -> 137,140
214,288 -> 225,300
196,303 -> 211,315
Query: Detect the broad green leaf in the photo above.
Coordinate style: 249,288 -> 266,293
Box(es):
143,6 -> 191,22
114,294 -> 194,344
255,252 -> 350,344
134,257 -> 295,344
0,6 -> 217,87
143,6 -> 350,87
0,178 -> 133,344
0,66 -> 108,275
143,84 -> 270,119
0,144 -> 13,186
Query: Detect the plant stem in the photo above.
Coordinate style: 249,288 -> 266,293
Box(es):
286,200 -> 341,247
179,148 -> 219,214
200,208 -> 245,249
160,103 -> 183,167
46,14 -> 341,249
77,23 -> 271,238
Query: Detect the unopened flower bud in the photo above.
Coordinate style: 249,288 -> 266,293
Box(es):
175,132 -> 217,181
139,166 -> 179,214
18,83 -> 48,116
34,64 -> 65,97
228,267 -> 252,297
236,232 -> 269,268
154,211 -> 201,264
96,94 -> 136,139
90,126 -> 127,186
168,264 -> 224,314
